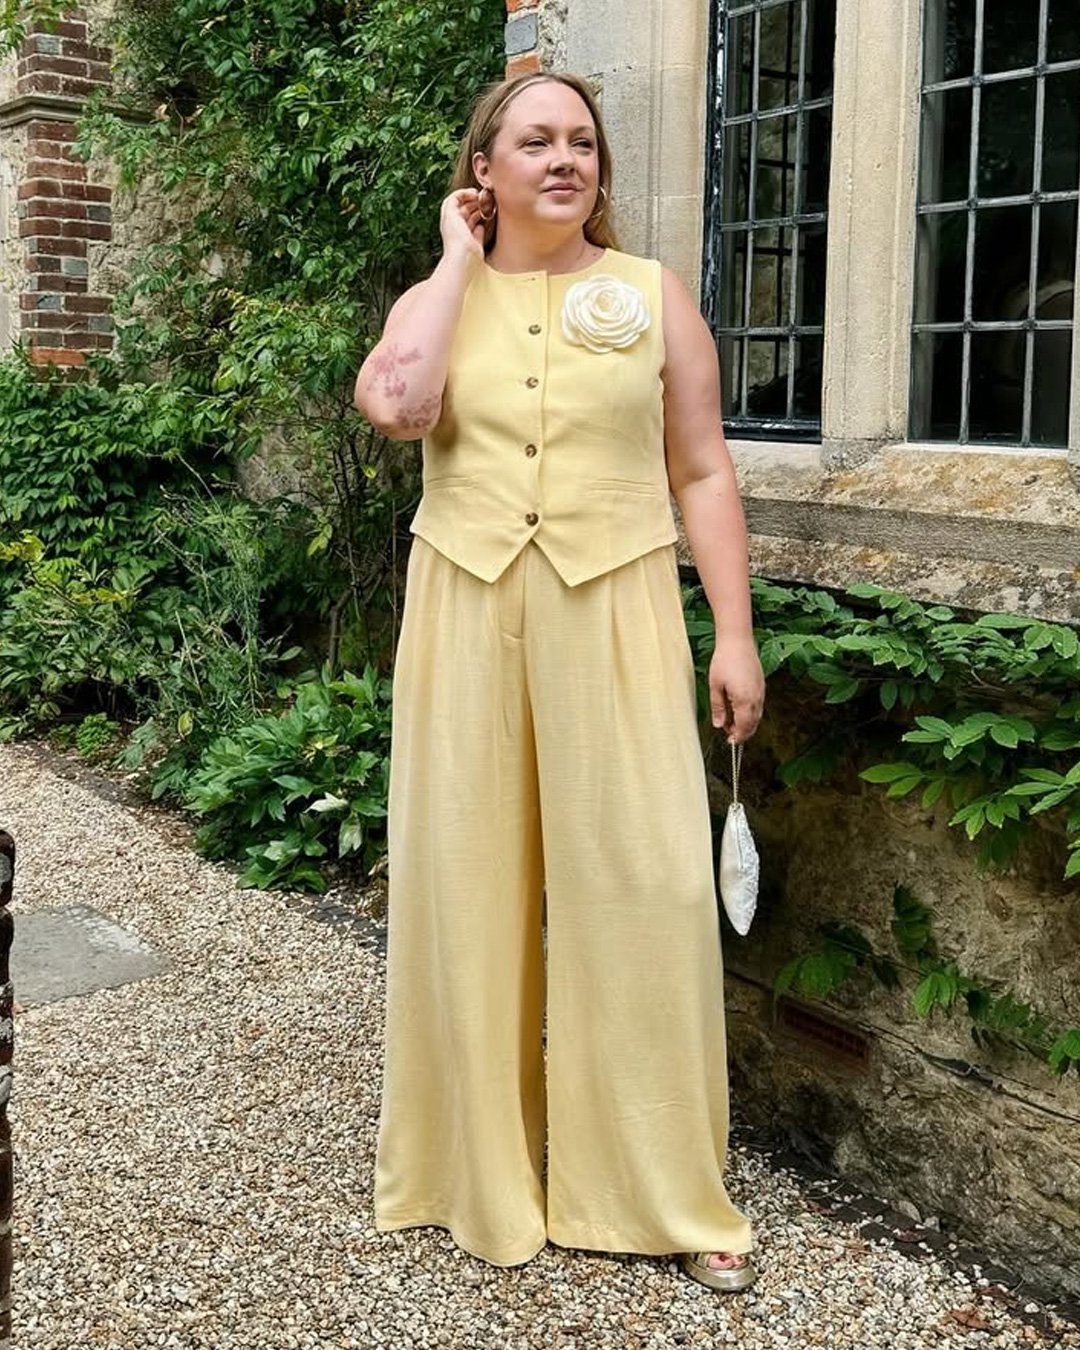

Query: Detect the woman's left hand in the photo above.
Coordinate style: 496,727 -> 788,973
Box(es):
709,633 -> 765,744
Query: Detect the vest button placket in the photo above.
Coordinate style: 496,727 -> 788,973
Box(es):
410,252 -> 679,588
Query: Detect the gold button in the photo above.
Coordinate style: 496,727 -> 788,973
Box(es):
528,323 -> 541,335
525,511 -> 539,526
524,443 -> 538,457
525,376 -> 539,388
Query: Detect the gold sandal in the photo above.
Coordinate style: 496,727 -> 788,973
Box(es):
680,1251 -> 757,1292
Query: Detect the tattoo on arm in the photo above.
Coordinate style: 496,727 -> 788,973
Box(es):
361,343 -> 441,429
362,342 -> 422,398
395,393 -> 442,434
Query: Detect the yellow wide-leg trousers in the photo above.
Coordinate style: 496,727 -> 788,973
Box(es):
373,538 -> 754,1267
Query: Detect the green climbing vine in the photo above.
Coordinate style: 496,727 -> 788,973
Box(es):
774,884 -> 1080,1077
685,577 -> 1080,878
683,578 -> 1080,1080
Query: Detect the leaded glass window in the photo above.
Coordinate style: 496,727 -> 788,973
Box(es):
704,0 -> 837,439
911,0 -> 1080,446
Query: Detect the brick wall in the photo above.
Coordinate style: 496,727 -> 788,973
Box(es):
504,0 -> 542,77
2,4 -> 114,369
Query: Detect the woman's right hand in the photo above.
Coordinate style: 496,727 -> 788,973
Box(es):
440,188 -> 487,263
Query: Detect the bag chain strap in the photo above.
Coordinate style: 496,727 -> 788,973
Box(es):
730,740 -> 743,807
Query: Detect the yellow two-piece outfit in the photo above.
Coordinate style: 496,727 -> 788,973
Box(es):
373,247 -> 754,1267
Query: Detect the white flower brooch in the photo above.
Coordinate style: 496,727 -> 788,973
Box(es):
561,274 -> 650,354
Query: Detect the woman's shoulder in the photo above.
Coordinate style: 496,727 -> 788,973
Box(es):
602,247 -> 660,275
600,249 -> 664,303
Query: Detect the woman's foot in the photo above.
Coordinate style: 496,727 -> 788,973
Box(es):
680,1250 -> 756,1292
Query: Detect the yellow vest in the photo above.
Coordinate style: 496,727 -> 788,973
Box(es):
410,247 -> 677,587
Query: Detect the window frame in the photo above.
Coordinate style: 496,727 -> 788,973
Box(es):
909,0 -> 1080,450
703,0 -> 835,443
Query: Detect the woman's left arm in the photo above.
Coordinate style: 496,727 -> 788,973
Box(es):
660,264 -> 764,744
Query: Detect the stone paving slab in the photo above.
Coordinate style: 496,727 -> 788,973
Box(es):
12,904 -> 169,1006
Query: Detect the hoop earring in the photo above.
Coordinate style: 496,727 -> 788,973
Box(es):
587,184 -> 608,223
477,186 -> 497,223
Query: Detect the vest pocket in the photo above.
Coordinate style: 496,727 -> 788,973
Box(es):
586,477 -> 666,496
423,475 -> 476,490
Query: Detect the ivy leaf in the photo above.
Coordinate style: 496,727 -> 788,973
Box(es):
892,885 -> 936,959
824,677 -> 861,704
308,793 -> 348,813
1041,729 -> 1080,751
921,778 -> 947,809
861,762 -> 923,784
1018,767 -> 1067,785
950,799 -> 990,838
913,715 -> 955,739
273,773 -> 319,794
1048,1029 -> 1080,1074
1023,624 -> 1057,651
807,662 -> 848,686
913,966 -> 960,1017
792,948 -> 858,998
975,613 -> 1036,631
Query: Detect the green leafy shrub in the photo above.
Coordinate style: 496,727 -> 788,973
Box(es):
0,346 -> 230,583
0,0 -> 504,689
186,666 -> 392,892
75,712 -> 121,761
0,499 -> 299,795
0,3 -> 503,906
0,535 -> 157,733
684,580 -> 1080,1082
0,343 -> 277,764
53,0 -> 504,668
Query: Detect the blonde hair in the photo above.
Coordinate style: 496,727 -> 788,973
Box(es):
448,72 -> 619,252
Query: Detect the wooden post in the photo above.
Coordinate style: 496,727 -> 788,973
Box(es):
0,832 -> 13,1348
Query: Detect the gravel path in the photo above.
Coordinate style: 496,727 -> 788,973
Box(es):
3,741 -> 1078,1349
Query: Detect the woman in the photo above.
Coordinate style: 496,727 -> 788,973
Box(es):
354,71 -> 764,1293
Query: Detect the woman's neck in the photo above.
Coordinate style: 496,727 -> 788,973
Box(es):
485,232 -> 602,276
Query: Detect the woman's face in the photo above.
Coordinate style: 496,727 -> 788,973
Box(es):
473,80 -> 601,237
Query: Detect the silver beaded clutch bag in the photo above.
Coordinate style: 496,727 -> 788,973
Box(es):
718,742 -> 759,936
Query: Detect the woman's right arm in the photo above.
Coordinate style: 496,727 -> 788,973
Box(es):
354,189 -> 485,441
